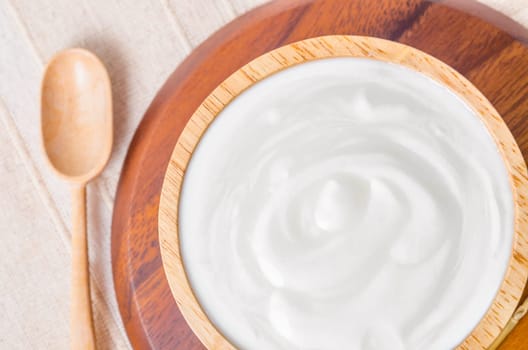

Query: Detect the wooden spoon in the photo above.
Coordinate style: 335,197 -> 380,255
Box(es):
41,48 -> 112,350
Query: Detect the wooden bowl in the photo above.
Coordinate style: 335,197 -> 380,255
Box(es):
158,35 -> 528,350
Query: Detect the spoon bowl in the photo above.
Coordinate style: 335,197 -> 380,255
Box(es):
41,48 -> 112,183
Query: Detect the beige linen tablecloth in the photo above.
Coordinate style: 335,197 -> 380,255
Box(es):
0,1 -> 526,349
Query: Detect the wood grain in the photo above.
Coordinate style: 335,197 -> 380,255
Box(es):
111,0 -> 528,349
159,35 -> 528,350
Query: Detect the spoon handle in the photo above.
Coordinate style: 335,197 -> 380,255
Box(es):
71,185 -> 96,350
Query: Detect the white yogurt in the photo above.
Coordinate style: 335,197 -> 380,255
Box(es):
179,58 -> 513,350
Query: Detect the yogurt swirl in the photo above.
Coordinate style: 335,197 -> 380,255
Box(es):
179,58 -> 513,350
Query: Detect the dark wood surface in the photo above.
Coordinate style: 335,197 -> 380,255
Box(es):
111,0 -> 528,349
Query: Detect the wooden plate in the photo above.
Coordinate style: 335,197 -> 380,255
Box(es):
111,1 -> 528,349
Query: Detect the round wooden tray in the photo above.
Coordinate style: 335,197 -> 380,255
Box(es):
111,1 -> 528,349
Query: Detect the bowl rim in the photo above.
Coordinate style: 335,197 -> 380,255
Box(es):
158,35 -> 528,350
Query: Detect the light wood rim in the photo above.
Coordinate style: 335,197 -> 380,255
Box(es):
159,35 -> 528,350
